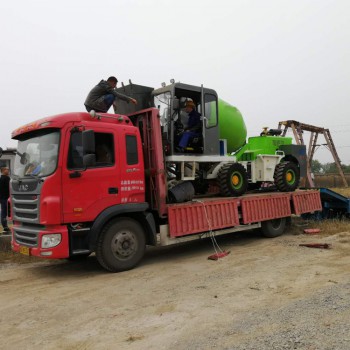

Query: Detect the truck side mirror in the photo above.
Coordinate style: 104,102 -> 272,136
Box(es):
19,152 -> 30,165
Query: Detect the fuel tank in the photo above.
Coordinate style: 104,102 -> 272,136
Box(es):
218,99 -> 247,153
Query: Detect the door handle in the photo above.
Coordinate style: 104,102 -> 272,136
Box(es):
69,171 -> 82,178
108,187 -> 118,194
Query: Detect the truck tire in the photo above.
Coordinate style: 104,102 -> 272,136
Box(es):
261,217 -> 286,238
274,161 -> 300,192
96,217 -> 146,272
218,163 -> 248,196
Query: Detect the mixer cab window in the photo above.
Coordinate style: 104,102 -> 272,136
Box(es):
200,94 -> 218,128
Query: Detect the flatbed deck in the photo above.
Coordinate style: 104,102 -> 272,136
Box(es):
166,189 -> 321,238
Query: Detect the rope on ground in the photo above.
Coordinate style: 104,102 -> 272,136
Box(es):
192,199 -> 230,260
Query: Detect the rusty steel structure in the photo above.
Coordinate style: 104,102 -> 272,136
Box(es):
278,120 -> 348,188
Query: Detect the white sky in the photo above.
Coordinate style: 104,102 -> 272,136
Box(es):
1,0 -> 350,163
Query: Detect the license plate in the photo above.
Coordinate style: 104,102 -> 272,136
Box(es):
19,246 -> 30,256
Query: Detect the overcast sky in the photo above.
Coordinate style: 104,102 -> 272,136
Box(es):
1,0 -> 350,163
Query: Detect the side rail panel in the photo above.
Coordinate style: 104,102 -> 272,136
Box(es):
241,193 -> 291,224
292,190 -> 322,215
166,190 -> 322,239
168,198 -> 240,238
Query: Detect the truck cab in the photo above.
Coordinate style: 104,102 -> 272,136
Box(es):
9,113 -> 149,261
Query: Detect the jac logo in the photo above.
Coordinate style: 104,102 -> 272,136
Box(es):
18,184 -> 29,191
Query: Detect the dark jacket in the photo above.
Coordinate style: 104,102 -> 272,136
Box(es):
84,80 -> 133,112
186,109 -> 202,132
0,175 -> 10,199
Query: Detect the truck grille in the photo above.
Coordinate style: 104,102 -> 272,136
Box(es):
14,224 -> 44,247
12,194 -> 40,223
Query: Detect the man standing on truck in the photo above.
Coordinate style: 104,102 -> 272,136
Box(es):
84,76 -> 137,113
0,167 -> 10,234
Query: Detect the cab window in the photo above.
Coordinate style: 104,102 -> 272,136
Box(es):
68,132 -> 114,169
203,94 -> 218,128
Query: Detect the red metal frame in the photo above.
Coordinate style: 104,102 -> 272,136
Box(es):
129,108 -> 167,217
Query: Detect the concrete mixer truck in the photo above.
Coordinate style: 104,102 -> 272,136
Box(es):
3,80 -> 320,272
115,81 -> 306,200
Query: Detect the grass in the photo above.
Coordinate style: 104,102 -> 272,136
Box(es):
328,187 -> 350,198
291,216 -> 350,237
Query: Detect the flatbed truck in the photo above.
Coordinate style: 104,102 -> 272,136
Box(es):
1,81 -> 322,272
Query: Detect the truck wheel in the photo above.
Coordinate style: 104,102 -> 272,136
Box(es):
261,217 -> 286,238
218,163 -> 248,196
96,218 -> 146,272
274,161 -> 300,192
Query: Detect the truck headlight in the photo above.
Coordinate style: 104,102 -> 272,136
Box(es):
41,234 -> 62,248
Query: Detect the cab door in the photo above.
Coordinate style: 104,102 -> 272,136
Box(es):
201,92 -> 220,155
62,128 -> 120,223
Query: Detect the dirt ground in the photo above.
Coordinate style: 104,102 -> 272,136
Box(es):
1,224 -> 350,350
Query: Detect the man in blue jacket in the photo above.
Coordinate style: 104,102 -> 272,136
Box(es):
84,76 -> 137,113
178,101 -> 202,151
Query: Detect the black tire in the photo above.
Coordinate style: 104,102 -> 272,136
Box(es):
218,163 -> 248,196
274,161 -> 300,192
96,218 -> 146,272
261,217 -> 286,238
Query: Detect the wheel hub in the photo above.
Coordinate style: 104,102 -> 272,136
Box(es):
286,172 -> 294,183
231,174 -> 240,186
111,231 -> 136,258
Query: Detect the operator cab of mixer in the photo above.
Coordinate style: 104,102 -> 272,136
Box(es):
114,81 -> 221,156
152,82 -> 220,156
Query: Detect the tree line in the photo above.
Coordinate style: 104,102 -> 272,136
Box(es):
311,160 -> 350,174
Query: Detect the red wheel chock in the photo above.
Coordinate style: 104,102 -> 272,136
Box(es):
208,251 -> 230,260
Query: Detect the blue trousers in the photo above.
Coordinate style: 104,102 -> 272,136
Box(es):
1,198 -> 8,229
103,94 -> 115,111
179,131 -> 200,148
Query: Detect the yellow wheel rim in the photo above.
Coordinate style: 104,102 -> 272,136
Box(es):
286,172 -> 293,182
232,175 -> 240,186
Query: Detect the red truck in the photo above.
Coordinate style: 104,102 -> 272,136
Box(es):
2,81 -> 321,272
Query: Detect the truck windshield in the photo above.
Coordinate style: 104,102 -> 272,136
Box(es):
13,129 -> 60,178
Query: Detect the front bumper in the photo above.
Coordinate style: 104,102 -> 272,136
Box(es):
12,224 -> 69,259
